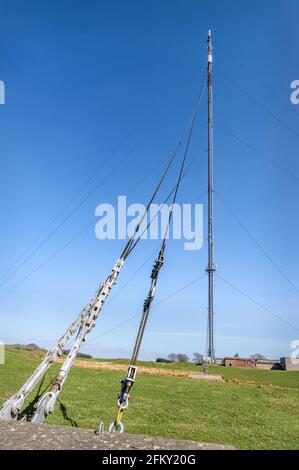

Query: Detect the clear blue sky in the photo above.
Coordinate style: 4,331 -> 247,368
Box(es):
0,0 -> 298,360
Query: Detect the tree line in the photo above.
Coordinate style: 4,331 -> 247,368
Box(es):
156,352 -> 267,363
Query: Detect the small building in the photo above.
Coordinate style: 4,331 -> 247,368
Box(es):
214,357 -> 223,365
223,357 -> 255,368
280,357 -> 299,371
255,359 -> 280,370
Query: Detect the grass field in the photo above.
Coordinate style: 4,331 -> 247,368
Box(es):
0,346 -> 298,450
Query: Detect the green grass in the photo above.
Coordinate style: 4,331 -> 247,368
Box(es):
1,347 -> 299,449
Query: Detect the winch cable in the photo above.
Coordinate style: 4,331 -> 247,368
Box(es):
127,84 -> 205,257
125,153 -> 198,256
0,87 -> 203,424
122,81 -> 205,260
0,148 -> 198,301
108,87 -> 201,433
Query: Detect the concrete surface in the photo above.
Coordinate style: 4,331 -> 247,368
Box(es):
0,421 -> 234,450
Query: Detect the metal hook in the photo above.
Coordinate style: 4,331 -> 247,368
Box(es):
95,421 -> 105,435
108,420 -> 124,433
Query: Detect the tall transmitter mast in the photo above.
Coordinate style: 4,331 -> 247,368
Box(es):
206,29 -> 216,361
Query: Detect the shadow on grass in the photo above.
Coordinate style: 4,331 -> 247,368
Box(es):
19,374 -> 77,427
19,374 -> 51,421
58,400 -> 78,427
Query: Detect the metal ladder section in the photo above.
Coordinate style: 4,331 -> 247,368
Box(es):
0,256 -> 125,423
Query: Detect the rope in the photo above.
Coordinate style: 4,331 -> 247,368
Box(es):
122,80 -> 205,260
127,81 -> 206,256
84,273 -> 207,347
108,81 -> 205,430
126,79 -> 204,366
0,153 -> 188,300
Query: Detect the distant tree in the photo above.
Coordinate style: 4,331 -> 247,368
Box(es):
63,350 -> 92,359
168,353 -> 178,362
176,353 -> 189,363
156,357 -> 173,363
192,353 -> 204,363
250,353 -> 266,360
77,352 -> 93,359
167,353 -> 189,363
234,353 -> 239,358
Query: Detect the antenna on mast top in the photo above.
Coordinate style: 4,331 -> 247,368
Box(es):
207,28 -> 213,63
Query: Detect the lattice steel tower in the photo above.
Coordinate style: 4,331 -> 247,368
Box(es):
206,29 -> 216,361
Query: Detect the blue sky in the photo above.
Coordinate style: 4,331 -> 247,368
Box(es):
0,0 -> 298,360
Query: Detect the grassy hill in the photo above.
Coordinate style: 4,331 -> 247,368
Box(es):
0,346 -> 298,449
